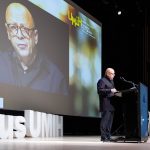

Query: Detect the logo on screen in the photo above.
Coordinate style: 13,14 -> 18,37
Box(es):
68,11 -> 82,27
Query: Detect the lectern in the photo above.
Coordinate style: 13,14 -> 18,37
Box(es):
117,83 -> 148,142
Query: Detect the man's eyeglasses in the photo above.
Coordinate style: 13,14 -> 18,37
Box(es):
109,72 -> 115,75
6,23 -> 35,39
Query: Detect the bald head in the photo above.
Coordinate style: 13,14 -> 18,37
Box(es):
5,3 -> 35,28
105,68 -> 115,80
105,68 -> 114,75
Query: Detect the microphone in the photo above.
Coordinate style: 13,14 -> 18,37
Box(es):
120,77 -> 126,81
119,76 -> 137,87
120,76 -> 131,83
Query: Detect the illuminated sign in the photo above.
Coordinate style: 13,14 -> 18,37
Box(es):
0,110 -> 63,139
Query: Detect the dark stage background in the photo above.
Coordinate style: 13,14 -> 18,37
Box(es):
64,0 -> 150,136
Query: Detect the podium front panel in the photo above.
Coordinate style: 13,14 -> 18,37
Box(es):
123,83 -> 148,142
139,83 -> 148,140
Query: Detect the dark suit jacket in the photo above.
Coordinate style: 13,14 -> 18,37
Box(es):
97,76 -> 115,112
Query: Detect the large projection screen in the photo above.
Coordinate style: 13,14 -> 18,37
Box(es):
0,0 -> 102,117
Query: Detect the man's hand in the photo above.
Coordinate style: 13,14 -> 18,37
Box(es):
111,88 -> 117,93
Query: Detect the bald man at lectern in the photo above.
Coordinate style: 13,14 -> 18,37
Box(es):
97,68 -> 118,142
0,2 -> 68,95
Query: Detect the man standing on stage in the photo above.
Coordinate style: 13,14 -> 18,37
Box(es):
97,68 -> 117,142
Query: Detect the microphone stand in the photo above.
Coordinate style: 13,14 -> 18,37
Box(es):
120,77 -> 138,88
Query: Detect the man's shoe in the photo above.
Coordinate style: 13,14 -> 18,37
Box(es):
101,138 -> 110,142
108,138 -> 116,142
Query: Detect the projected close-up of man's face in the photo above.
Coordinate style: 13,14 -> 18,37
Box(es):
5,3 -> 38,60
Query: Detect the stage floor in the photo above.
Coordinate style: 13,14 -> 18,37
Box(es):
0,136 -> 150,150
